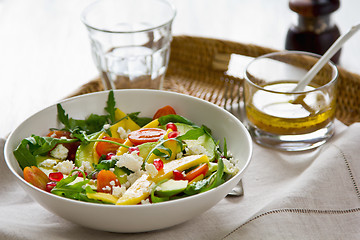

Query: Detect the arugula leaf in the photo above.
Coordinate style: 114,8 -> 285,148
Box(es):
57,104 -> 71,129
51,169 -> 103,203
13,135 -> 78,170
183,158 -> 225,195
127,112 -> 153,127
223,138 -> 228,158
142,138 -> 183,168
158,114 -> 196,126
177,128 -> 205,141
104,90 -> 116,124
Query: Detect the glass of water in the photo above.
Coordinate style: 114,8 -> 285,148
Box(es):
81,0 -> 176,90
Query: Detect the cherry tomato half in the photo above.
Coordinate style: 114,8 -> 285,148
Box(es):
128,128 -> 167,145
96,136 -> 125,156
185,163 -> 209,182
153,105 -> 176,120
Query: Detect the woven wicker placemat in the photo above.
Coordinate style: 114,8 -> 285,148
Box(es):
68,35 -> 360,126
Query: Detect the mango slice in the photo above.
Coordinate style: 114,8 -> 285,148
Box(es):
152,154 -> 209,182
116,154 -> 209,205
116,174 -> 152,205
86,192 -> 118,204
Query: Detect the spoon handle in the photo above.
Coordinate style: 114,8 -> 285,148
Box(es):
293,23 -> 360,93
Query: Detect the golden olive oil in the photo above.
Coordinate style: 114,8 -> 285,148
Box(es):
245,81 -> 335,135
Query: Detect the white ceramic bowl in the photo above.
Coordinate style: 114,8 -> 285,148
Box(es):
4,89 -> 252,233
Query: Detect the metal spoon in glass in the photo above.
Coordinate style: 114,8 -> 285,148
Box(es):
292,23 -> 360,93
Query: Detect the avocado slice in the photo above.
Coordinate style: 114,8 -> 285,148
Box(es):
137,142 -> 158,159
74,132 -> 101,169
175,123 -> 216,161
155,179 -> 188,197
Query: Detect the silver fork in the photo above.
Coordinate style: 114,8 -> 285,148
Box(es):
223,78 -> 244,197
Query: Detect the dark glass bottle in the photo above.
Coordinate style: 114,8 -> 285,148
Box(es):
285,0 -> 341,63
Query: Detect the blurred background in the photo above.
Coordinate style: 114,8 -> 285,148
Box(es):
0,0 -> 359,138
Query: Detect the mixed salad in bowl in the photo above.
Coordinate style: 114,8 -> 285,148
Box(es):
13,90 -> 239,205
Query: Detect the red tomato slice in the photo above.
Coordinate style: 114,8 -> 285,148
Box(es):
96,136 -> 125,156
185,163 -> 209,182
47,130 -> 79,160
153,105 -> 176,119
128,128 -> 167,145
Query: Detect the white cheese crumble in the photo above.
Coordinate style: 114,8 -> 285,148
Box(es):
117,127 -> 131,139
79,161 -> 93,174
140,198 -> 151,205
103,124 -> 111,130
185,140 -> 208,156
145,163 -> 158,178
112,185 -> 127,198
176,152 -> 183,159
50,144 -> 69,160
54,160 -> 75,175
39,159 -> 58,168
102,186 -> 111,192
114,152 -> 143,172
222,158 -> 239,175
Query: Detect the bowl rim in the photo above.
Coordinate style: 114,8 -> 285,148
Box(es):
4,89 -> 253,208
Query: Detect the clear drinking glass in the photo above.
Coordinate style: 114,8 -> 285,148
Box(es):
81,0 -> 176,90
244,51 -> 338,151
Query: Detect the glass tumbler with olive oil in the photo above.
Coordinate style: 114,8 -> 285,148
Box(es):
244,51 -> 338,151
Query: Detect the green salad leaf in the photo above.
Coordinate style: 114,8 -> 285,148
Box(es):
104,90 -> 116,124
13,136 -> 78,170
158,114 -> 195,126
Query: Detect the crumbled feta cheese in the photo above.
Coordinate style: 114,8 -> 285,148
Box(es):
117,127 -> 131,139
50,144 -> 69,160
223,158 -> 239,175
112,185 -> 127,198
145,163 -> 158,178
114,152 -> 143,172
176,152 -> 183,159
102,186 -> 111,192
185,140 -> 208,155
54,160 -> 75,175
103,124 -> 111,130
79,161 -> 93,174
109,167 -> 115,172
140,198 -> 151,205
39,159 -> 58,168
109,180 -> 116,186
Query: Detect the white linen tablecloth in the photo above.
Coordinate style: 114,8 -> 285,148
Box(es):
1,121 -> 359,239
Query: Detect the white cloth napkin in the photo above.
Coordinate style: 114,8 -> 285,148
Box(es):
1,121 -> 359,239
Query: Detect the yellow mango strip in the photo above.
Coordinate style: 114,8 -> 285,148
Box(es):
116,119 -> 160,156
86,192 -> 119,204
116,154 -> 209,205
116,174 -> 153,205
152,155 -> 209,183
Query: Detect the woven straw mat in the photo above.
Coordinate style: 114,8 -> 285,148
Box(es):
68,35 -> 360,126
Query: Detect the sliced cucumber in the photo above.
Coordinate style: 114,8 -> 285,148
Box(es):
155,179 -> 188,197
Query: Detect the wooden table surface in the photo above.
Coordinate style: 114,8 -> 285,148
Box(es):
1,0 -> 359,138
